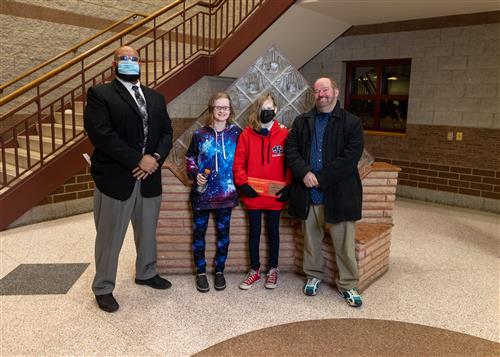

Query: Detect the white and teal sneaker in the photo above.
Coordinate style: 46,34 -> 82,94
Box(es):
338,288 -> 362,307
303,277 -> 321,296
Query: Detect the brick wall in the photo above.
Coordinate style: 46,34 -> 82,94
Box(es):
360,164 -> 398,224
381,158 -> 500,201
365,124 -> 500,201
37,166 -> 94,206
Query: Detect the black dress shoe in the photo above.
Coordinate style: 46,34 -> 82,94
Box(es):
135,274 -> 172,289
95,293 -> 119,313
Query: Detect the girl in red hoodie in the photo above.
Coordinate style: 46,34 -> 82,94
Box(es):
233,93 -> 291,289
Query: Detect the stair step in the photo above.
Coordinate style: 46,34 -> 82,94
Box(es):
17,135 -> 63,153
140,62 -> 168,76
70,101 -> 84,113
3,147 -> 41,168
40,123 -> 84,140
0,162 -> 16,176
53,111 -> 84,126
0,162 -> 26,187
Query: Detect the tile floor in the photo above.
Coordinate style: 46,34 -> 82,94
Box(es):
1,198 -> 499,356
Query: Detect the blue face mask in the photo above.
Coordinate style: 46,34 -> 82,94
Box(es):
117,60 -> 140,75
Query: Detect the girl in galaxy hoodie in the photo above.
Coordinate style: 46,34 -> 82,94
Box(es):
185,92 -> 242,293
233,93 -> 292,290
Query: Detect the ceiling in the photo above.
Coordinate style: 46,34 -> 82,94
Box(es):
297,0 -> 500,25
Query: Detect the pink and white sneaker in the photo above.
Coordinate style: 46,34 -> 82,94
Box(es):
265,268 -> 279,289
239,269 -> 261,290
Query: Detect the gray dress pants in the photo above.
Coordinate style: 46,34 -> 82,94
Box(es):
92,181 -> 161,295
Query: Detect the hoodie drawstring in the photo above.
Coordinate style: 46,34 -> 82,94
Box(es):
261,137 -> 265,165
259,130 -> 272,165
267,135 -> 271,164
222,131 -> 226,160
212,127 -> 228,173
214,129 -> 219,172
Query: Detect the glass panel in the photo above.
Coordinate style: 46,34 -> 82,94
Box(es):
273,67 -> 309,102
234,66 -> 269,102
379,99 -> 408,131
382,64 -> 411,95
227,86 -> 251,118
267,87 -> 289,118
291,89 -> 315,115
349,99 -> 375,129
255,47 -> 290,81
352,66 -> 377,95
277,104 -> 300,128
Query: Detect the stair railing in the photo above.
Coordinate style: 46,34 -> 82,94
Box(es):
0,0 -> 264,189
0,12 -> 147,96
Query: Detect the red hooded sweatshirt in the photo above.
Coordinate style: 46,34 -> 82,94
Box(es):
233,120 -> 292,210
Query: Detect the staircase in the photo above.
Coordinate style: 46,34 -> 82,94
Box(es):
0,0 -> 295,230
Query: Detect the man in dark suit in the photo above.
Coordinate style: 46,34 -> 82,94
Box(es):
285,77 -> 364,307
84,46 -> 173,313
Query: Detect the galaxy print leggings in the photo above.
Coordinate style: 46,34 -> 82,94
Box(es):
192,207 -> 232,274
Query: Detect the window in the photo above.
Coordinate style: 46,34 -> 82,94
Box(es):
345,59 -> 411,133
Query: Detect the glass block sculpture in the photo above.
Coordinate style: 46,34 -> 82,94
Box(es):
165,46 -> 374,183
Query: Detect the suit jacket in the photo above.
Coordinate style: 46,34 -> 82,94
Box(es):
84,79 -> 173,200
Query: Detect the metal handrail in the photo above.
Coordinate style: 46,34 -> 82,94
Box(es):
0,0 -> 187,106
0,12 -> 147,94
0,0 -> 226,106
0,0 -> 265,189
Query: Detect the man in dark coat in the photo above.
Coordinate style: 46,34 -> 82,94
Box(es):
285,77 -> 364,307
84,46 -> 173,312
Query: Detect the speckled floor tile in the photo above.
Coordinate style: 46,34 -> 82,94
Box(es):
0,251 -> 19,279
0,198 -> 498,356
1,295 -> 161,356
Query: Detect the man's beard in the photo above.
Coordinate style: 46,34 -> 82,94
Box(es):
115,67 -> 140,83
316,97 -> 333,110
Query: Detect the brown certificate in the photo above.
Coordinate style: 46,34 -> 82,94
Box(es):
247,177 -> 286,197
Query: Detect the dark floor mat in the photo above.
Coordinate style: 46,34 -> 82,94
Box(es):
0,263 -> 89,295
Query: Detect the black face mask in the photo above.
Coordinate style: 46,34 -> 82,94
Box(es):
260,109 -> 275,124
114,67 -> 140,83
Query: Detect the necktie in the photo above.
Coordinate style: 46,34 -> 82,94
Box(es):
132,85 -> 148,151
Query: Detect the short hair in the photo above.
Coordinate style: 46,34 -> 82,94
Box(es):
206,92 -> 235,127
329,78 -> 339,90
315,77 -> 338,90
247,93 -> 277,131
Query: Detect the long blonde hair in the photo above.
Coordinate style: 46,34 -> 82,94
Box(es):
247,93 -> 277,131
206,92 -> 235,127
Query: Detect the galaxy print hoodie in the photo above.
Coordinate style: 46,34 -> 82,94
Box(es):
186,124 -> 242,210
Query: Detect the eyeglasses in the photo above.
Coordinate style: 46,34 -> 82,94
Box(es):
313,88 -> 331,95
117,55 -> 139,62
213,106 -> 231,112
